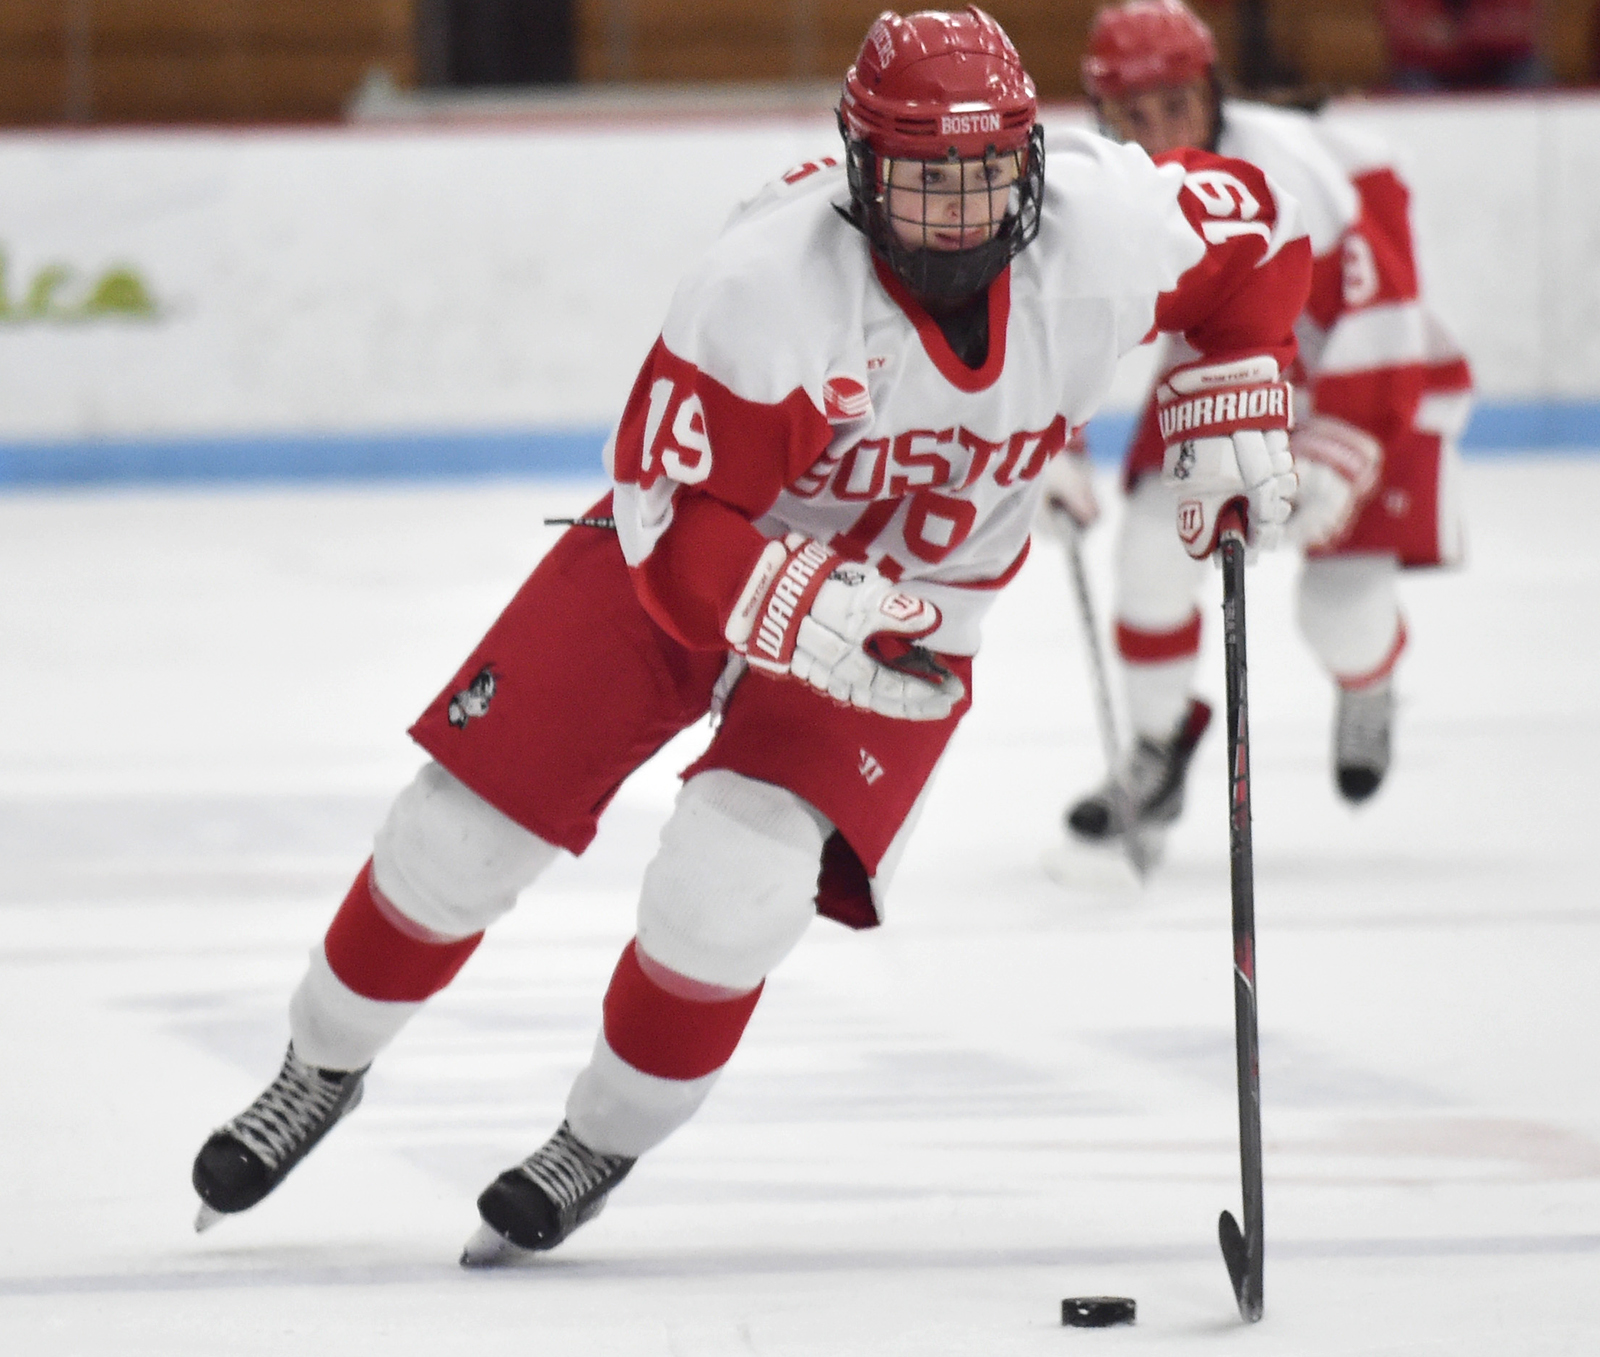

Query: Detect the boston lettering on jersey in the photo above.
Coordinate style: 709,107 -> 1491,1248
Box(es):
792,414 -> 1068,501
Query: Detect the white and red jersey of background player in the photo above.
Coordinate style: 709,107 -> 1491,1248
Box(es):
606,127 -> 1310,658
1224,101 -> 1473,449
1142,104 -> 1474,502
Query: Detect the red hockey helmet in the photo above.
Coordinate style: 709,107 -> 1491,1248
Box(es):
1081,0 -> 1218,100
837,8 -> 1045,302
840,6 -> 1038,161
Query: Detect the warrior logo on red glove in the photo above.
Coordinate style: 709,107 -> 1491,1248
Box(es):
750,539 -> 837,667
1158,383 -> 1289,442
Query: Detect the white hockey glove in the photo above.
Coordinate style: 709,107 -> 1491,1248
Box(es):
1034,428 -> 1100,537
1285,414 -> 1382,550
1158,357 -> 1297,559
725,534 -> 964,722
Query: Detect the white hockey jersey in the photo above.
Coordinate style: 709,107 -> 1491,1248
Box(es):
608,128 -> 1311,656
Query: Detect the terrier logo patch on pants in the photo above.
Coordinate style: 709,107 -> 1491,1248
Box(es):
447,666 -> 497,728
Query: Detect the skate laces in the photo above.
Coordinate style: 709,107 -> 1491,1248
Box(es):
1111,736 -> 1176,806
223,1047 -> 359,1170
515,1122 -> 633,1210
1336,683 -> 1393,767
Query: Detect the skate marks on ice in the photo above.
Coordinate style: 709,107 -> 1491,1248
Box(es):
5,1228 -> 1600,1299
2,467 -> 1598,1352
0,792 -> 391,905
1039,836 -> 1147,896
0,791 -> 676,908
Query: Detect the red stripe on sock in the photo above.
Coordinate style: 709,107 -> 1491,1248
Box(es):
322,860 -> 483,1002
603,940 -> 763,1081
1338,617 -> 1408,690
1117,612 -> 1202,664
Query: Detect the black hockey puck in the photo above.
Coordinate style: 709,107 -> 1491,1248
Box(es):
1061,1296 -> 1136,1327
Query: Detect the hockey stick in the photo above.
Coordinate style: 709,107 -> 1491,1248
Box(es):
1056,511 -> 1155,879
1215,510 -> 1264,1323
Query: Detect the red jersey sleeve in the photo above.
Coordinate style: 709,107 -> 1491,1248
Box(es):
610,336 -> 833,650
1150,147 -> 1312,378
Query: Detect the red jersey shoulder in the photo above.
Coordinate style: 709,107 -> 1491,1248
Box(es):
1148,147 -> 1310,370
1155,146 -> 1292,254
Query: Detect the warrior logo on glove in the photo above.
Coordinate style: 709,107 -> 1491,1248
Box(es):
1157,357 -> 1299,558
1157,382 -> 1290,443
727,533 -> 959,722
748,539 -> 836,667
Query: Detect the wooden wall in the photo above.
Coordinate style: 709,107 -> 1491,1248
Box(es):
0,1 -> 1594,127
573,0 -> 1119,96
0,0 -> 413,125
573,0 -> 1599,99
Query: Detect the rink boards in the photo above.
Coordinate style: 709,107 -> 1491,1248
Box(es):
1,94 -> 1598,483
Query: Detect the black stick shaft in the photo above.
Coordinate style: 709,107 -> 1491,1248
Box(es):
1219,525 -> 1264,1321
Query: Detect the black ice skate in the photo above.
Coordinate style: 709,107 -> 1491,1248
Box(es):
460,1120 -> 636,1267
1066,697 -> 1213,843
191,1043 -> 368,1232
1334,679 -> 1393,803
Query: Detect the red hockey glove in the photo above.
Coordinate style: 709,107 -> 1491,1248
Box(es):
1285,414 -> 1382,550
1158,357 -> 1297,559
725,534 -> 963,721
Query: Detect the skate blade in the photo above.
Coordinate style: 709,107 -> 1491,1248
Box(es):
459,1221 -> 540,1269
194,1202 -> 226,1234
1040,834 -> 1157,896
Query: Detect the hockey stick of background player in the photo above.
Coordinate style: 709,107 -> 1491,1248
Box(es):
1215,507 -> 1264,1323
1055,511 -> 1155,879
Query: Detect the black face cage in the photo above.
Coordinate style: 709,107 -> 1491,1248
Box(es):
839,121 -> 1045,305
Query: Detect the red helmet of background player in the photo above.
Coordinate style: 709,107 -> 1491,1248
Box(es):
1081,0 -> 1218,100
838,6 -> 1045,303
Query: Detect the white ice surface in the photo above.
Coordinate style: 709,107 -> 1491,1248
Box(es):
2,458 -> 1598,1354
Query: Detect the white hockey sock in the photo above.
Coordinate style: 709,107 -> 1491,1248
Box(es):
288,946 -> 420,1072
564,1034 -> 723,1160
1125,654 -> 1200,742
1297,554 -> 1404,685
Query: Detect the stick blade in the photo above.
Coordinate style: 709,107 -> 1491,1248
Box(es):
1218,1210 -> 1263,1322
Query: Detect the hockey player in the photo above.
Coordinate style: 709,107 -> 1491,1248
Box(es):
190,6 -> 1310,1264
1051,0 -> 1472,854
